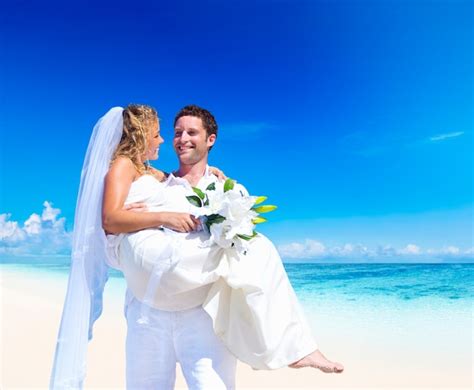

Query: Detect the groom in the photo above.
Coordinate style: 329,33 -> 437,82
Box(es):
172,104 -> 219,186
125,105 -> 237,390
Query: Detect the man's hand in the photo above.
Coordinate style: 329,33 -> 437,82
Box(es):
209,166 -> 227,181
123,202 -> 148,212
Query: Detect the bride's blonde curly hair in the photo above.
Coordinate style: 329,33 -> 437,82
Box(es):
111,104 -> 158,174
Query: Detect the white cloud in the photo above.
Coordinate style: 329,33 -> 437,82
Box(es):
277,239 -> 473,262
429,131 -> 464,142
400,244 -> 421,255
375,245 -> 398,257
278,239 -> 326,258
441,246 -> 460,255
465,247 -> 474,255
24,213 -> 42,235
42,200 -> 61,222
426,246 -> 461,256
0,201 -> 71,256
331,243 -> 370,257
0,214 -> 26,242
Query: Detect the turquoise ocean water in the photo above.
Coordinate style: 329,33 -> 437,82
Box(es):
1,257 -> 472,304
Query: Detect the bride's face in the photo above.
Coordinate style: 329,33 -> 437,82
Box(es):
144,120 -> 164,161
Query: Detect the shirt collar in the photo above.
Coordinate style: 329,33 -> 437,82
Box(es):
167,165 -> 214,190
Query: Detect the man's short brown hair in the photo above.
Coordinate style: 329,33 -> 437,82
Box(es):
174,105 -> 218,139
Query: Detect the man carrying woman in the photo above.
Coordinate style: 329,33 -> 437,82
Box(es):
50,104 -> 343,390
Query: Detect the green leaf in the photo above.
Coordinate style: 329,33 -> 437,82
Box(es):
237,231 -> 258,241
206,182 -> 216,191
207,214 -> 226,224
205,214 -> 226,230
252,205 -> 277,213
224,178 -> 235,192
186,195 -> 202,207
192,187 -> 206,200
254,196 -> 267,205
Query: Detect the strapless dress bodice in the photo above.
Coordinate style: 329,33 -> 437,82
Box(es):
124,174 -> 192,213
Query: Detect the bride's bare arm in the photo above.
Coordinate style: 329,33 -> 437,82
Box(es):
102,157 -> 199,234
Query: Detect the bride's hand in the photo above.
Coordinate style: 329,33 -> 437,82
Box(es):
123,202 -> 148,212
209,166 -> 227,181
161,212 -> 201,233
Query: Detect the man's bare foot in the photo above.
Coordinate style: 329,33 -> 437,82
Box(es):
289,349 -> 344,373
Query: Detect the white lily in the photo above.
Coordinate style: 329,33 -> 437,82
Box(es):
187,179 -> 276,254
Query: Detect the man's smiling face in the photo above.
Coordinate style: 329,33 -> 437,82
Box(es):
173,115 -> 216,165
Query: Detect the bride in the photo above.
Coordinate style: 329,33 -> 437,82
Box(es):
51,104 -> 343,389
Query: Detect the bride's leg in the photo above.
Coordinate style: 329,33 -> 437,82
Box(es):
289,349 -> 344,373
255,235 -> 344,373
203,233 -> 344,372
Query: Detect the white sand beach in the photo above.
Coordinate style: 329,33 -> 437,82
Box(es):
1,266 -> 472,389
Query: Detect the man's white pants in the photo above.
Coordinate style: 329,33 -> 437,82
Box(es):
126,297 -> 237,389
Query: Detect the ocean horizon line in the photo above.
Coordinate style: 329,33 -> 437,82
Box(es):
1,255 -> 473,265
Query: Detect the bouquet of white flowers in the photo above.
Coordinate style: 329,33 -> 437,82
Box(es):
187,178 -> 276,253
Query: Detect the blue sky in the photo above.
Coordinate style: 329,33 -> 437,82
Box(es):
0,0 -> 472,261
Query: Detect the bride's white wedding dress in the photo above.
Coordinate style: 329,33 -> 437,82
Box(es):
107,172 -> 318,370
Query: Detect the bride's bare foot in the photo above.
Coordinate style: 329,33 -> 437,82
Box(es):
289,349 -> 344,373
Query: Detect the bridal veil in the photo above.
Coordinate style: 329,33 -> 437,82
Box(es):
50,107 -> 123,389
